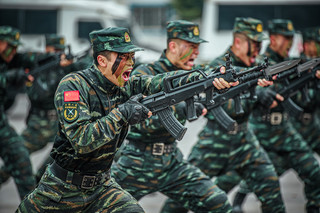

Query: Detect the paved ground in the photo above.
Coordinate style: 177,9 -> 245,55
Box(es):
0,94 -> 318,213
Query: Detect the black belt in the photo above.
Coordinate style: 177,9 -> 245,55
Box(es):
128,141 -> 176,156
50,162 -> 110,189
261,112 -> 288,125
299,113 -> 313,125
227,122 -> 248,135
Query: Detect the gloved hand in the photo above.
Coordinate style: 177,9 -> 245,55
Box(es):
256,88 -> 277,108
118,94 -> 150,125
5,68 -> 28,85
194,102 -> 206,117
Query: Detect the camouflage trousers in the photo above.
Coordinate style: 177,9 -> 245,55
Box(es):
290,114 -> 320,155
0,112 -> 58,184
111,142 -> 232,213
161,124 -> 285,213
17,164 -> 144,213
249,116 -> 320,209
0,121 -> 35,200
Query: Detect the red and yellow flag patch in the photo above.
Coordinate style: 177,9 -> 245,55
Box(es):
64,91 -> 80,102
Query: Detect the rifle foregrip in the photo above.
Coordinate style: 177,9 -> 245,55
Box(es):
211,106 -> 236,131
157,108 -> 187,141
282,98 -> 303,117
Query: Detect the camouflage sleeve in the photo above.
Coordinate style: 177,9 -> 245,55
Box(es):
54,73 -> 126,154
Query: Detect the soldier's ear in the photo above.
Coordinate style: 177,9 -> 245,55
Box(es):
168,40 -> 179,54
97,54 -> 108,67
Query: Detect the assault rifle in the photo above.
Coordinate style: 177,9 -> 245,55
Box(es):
197,57 -> 301,131
274,58 -> 320,117
29,45 -> 91,77
141,55 -> 300,140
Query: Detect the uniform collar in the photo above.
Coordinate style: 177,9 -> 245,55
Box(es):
226,47 -> 249,67
264,46 -> 285,64
158,50 -> 181,72
89,64 -> 119,93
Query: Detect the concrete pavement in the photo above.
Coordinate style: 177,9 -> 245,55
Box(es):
0,94 -> 316,213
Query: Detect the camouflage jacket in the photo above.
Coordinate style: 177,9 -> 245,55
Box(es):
206,48 -> 257,125
253,46 -> 289,114
126,50 -> 187,144
27,52 -> 92,110
51,63 -> 205,174
0,53 -> 36,113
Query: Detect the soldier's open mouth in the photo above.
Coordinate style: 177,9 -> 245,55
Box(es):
122,70 -> 131,81
186,58 -> 195,67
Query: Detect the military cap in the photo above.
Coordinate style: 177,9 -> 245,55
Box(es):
302,28 -> 315,42
268,19 -> 295,37
45,34 -> 66,50
0,25 -> 22,46
233,17 -> 267,42
167,20 -> 207,43
89,27 -> 143,53
313,27 -> 320,42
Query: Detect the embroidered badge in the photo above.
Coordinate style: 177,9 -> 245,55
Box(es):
256,24 -> 263,33
287,23 -> 293,31
193,26 -> 199,36
63,103 -> 79,122
64,91 -> 80,102
124,32 -> 131,42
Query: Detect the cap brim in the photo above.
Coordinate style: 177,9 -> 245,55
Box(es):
181,37 -> 208,44
112,44 -> 144,53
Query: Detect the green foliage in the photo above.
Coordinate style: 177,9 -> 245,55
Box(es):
171,0 -> 204,21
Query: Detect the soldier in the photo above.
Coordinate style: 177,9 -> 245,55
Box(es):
0,26 -> 36,200
110,20 -> 241,213
0,34 -> 92,184
17,27 -> 237,212
240,19 -> 320,213
300,28 -> 319,60
161,17 -> 286,213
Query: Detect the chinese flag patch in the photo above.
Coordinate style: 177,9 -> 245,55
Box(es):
64,91 -> 80,102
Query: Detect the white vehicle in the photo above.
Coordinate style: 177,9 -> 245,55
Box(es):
198,0 -> 320,63
0,0 -> 160,63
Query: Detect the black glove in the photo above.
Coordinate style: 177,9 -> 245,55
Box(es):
118,94 -> 150,125
256,88 -> 277,108
5,68 -> 28,85
195,102 -> 205,118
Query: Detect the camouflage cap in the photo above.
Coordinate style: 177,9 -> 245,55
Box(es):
302,28 -> 315,42
45,34 -> 66,50
89,27 -> 143,53
167,20 -> 207,43
268,19 -> 295,37
0,25 -> 22,46
233,17 -> 267,42
313,27 -> 320,42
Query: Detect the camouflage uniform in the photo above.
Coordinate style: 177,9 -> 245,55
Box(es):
0,35 -> 92,183
17,27 -> 229,213
112,20 -> 232,213
161,17 -> 285,213
248,19 -> 320,212
0,26 -> 36,200
289,29 -> 320,155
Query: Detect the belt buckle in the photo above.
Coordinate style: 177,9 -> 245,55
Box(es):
81,175 -> 96,189
228,122 -> 238,135
270,112 -> 282,125
301,113 -> 312,125
152,143 -> 164,155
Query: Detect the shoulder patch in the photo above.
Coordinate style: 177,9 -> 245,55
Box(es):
64,91 -> 80,102
63,103 -> 79,122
